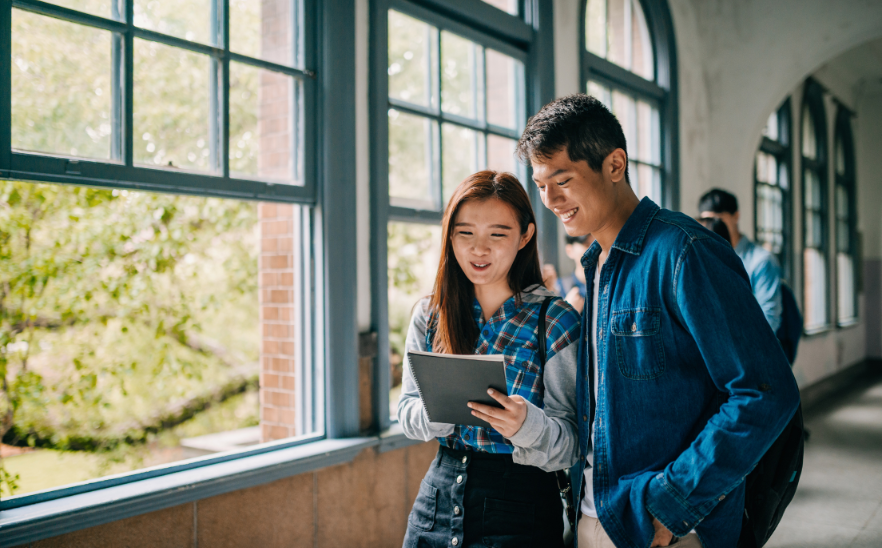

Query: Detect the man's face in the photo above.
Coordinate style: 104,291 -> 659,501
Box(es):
531,148 -> 622,238
699,210 -> 740,241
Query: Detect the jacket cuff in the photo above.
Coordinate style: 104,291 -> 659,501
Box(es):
645,473 -> 704,537
508,400 -> 544,448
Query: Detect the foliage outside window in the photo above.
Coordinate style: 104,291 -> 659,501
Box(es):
755,100 -> 791,281
1,0 -> 321,502
384,7 -> 526,419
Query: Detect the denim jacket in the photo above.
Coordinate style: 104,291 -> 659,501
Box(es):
571,198 -> 800,548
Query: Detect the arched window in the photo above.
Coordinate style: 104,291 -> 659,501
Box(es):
755,99 -> 792,281
582,0 -> 677,207
834,107 -> 858,325
801,80 -> 828,333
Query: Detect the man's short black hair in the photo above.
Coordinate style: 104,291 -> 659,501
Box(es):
698,189 -> 739,214
565,235 -> 591,245
516,94 -> 629,183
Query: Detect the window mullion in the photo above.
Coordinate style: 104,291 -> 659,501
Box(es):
124,0 -> 134,166
0,2 -> 11,172
434,26 -> 443,210
220,0 -> 229,178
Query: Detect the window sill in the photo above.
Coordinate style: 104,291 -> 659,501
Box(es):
803,325 -> 834,337
837,318 -> 860,329
0,436 -> 380,548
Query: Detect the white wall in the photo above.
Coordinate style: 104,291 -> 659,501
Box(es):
551,0 -> 882,386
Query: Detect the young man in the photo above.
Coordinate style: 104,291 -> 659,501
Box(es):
698,189 -> 783,332
516,94 -> 799,548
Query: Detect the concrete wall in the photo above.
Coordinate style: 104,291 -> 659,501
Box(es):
18,442 -> 438,548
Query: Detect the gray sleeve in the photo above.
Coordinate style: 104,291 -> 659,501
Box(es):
396,300 -> 456,441
508,342 -> 579,472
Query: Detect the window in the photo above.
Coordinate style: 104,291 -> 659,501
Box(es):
372,0 -> 539,426
834,107 -> 858,325
801,81 -> 828,333
582,0 -> 677,207
755,99 -> 792,281
1,0 -> 325,507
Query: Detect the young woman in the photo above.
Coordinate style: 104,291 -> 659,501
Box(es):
398,170 -> 582,548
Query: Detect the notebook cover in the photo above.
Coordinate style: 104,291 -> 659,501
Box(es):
407,350 -> 508,427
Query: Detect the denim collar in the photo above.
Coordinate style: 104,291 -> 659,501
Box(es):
580,197 -> 660,270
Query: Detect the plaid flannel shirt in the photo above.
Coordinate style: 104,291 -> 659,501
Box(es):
425,287 -> 580,453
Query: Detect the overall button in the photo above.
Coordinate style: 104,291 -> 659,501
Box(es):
452,538 -> 459,546
454,506 -> 461,515
461,456 -> 468,464
456,475 -> 463,484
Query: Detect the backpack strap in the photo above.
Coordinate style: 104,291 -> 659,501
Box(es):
537,296 -> 577,531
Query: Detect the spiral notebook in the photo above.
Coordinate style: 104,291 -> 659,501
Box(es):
407,350 -> 508,427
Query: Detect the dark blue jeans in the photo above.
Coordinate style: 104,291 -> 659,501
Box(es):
403,445 -> 565,548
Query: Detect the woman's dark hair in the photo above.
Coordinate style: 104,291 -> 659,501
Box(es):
516,93 -> 630,184
428,171 -> 543,355
697,216 -> 732,245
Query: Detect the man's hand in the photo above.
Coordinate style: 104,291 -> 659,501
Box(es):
565,286 -> 585,314
650,517 -> 674,547
467,389 -> 528,438
542,264 -> 558,292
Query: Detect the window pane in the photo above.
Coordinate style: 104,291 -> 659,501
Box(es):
612,91 -> 636,155
134,0 -> 213,45
481,0 -> 518,16
43,0 -> 123,19
587,80 -> 611,108
631,0 -> 654,80
12,10 -> 115,160
487,134 -> 518,175
441,31 -> 482,120
442,124 -> 482,205
837,253 -> 855,322
486,49 -> 522,130
607,0 -> 627,69
389,110 -> 437,208
388,222 -> 442,418
230,0 -> 297,66
835,139 -> 846,176
229,62 -> 300,184
585,0 -> 607,58
636,100 -> 660,165
836,184 -> 849,219
388,11 -> 436,108
762,111 -> 779,141
802,107 -> 817,160
803,248 -> 827,330
134,40 -> 215,172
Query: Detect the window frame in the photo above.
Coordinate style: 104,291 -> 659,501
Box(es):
753,98 -> 793,282
0,0 -> 317,203
800,78 -> 830,335
370,0 -> 557,431
833,105 -> 858,327
0,0 -> 363,518
579,0 -> 679,209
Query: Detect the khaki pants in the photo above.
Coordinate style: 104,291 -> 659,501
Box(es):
577,514 -> 703,548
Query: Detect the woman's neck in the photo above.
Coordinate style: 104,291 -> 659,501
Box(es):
474,280 -> 515,322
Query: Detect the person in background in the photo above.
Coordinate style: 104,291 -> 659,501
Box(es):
698,189 -> 783,332
542,234 -> 594,314
696,217 -> 732,245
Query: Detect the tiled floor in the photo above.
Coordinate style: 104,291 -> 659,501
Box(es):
765,372 -> 882,548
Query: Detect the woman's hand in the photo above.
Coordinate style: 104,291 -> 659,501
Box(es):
467,389 -> 528,438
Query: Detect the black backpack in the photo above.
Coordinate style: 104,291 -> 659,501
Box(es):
775,281 -> 803,365
738,403 -> 805,547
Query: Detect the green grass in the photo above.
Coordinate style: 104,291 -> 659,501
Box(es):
2,449 -> 104,497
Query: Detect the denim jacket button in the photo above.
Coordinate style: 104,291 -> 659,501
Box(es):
631,323 -> 637,332
719,495 -> 726,501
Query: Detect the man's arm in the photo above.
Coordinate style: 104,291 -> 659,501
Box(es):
751,252 -> 783,332
643,237 -> 799,537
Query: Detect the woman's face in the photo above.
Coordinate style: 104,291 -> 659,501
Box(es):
450,198 -> 535,291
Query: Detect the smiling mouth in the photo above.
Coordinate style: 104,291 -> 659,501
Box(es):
560,207 -> 579,222
471,262 -> 491,271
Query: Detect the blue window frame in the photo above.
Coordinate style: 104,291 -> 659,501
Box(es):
754,98 -> 792,282
0,0 -> 366,513
581,0 -> 678,209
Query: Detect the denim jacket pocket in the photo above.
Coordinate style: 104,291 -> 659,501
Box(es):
408,480 -> 438,531
610,307 -> 666,380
